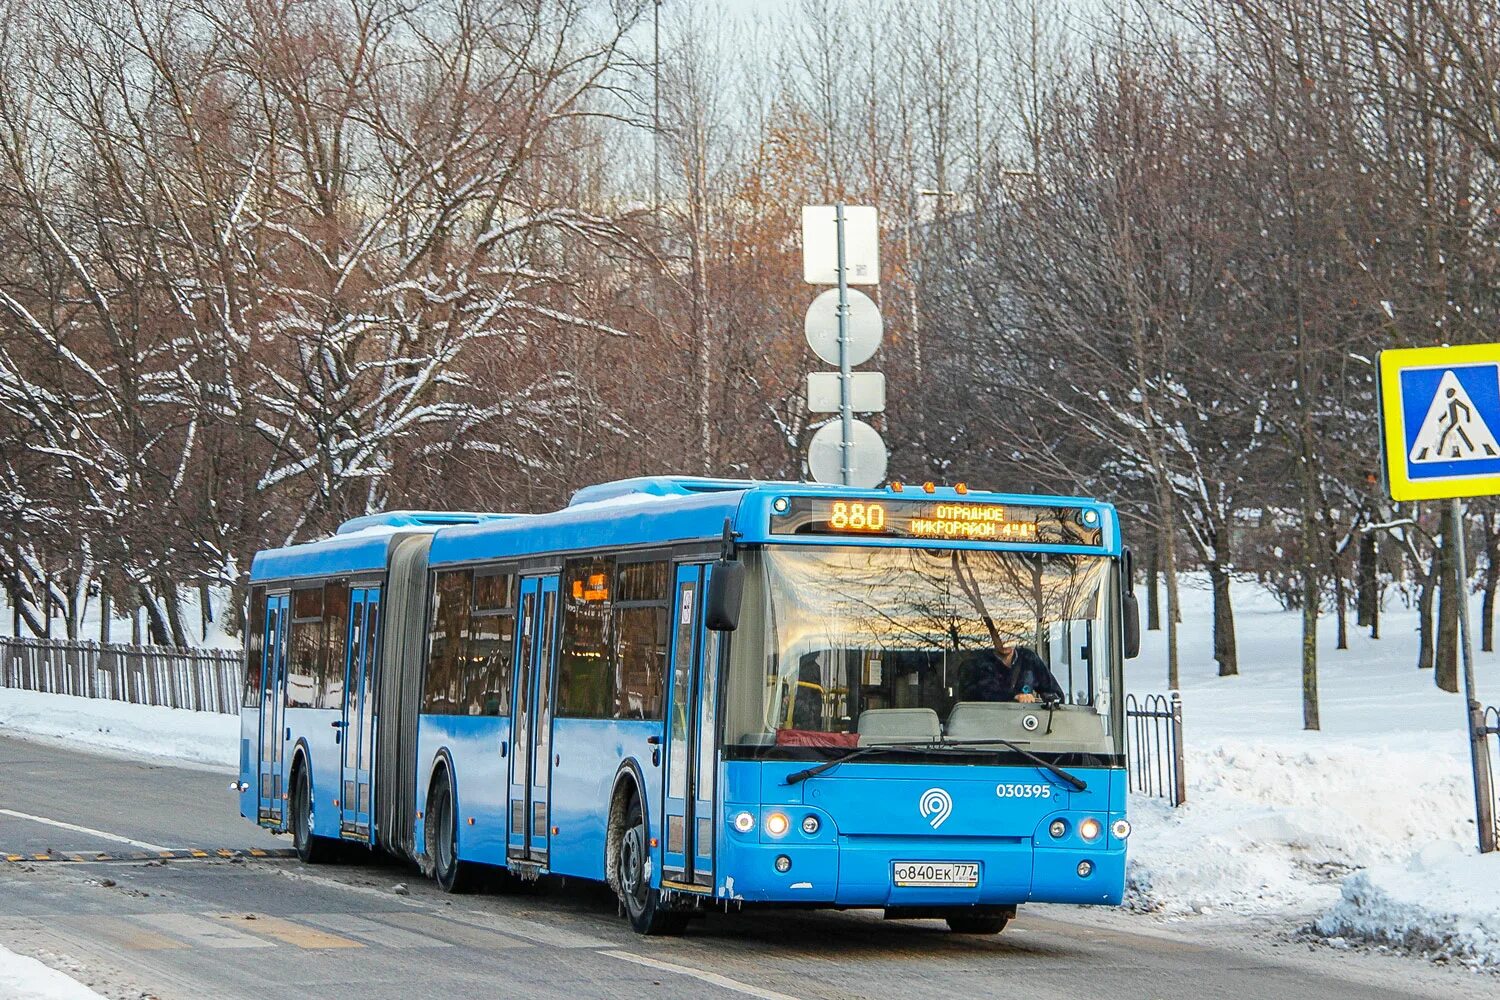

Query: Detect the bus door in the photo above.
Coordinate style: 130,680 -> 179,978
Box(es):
662,563 -> 720,888
339,587 -> 380,840
508,574 -> 559,864
257,592 -> 290,826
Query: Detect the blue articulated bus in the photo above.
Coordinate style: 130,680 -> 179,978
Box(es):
236,477 -> 1141,935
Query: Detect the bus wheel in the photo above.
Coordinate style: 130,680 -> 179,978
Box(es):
946,914 -> 1010,935
427,773 -> 478,894
618,796 -> 687,936
290,766 -> 330,865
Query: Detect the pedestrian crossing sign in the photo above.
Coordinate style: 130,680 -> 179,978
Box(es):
1379,343 -> 1500,501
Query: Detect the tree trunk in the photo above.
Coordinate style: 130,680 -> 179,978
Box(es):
1416,557 -> 1436,670
1146,543 -> 1161,631
1160,509 -> 1181,690
1299,490 -> 1320,730
1436,517 -> 1461,693
137,584 -> 170,646
162,583 -> 190,650
100,591 -> 111,645
1209,559 -> 1238,676
199,580 -> 213,642
1356,530 -> 1376,629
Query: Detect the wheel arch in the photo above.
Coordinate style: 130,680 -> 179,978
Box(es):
605,758 -> 649,895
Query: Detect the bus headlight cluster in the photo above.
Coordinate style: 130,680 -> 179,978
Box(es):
1111,819 -> 1132,840
801,815 -> 820,835
733,811 -> 755,833
765,812 -> 790,837
1078,817 -> 1102,842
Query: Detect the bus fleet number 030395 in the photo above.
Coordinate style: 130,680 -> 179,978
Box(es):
995,783 -> 1052,799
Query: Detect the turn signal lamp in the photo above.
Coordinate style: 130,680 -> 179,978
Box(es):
1079,817 -> 1102,842
1111,819 -> 1132,840
765,812 -> 790,837
733,811 -> 755,833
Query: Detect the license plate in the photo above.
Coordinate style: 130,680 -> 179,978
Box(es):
892,861 -> 980,887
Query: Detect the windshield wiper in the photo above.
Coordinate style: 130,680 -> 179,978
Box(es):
783,742 -> 947,785
782,738 -> 1088,792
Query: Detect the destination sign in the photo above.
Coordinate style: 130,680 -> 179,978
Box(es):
769,496 -> 1103,546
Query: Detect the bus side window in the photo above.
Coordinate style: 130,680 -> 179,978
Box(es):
322,581 -> 349,710
244,587 -> 267,708
288,587 -> 324,709
614,560 -> 669,721
558,556 -> 616,718
424,570 -> 473,715
468,572 -> 515,716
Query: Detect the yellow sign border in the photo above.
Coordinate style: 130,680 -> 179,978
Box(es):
1379,343 -> 1500,501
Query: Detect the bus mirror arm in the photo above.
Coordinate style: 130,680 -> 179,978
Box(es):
707,518 -> 745,632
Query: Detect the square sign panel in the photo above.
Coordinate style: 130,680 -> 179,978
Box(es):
1379,344 -> 1500,501
802,206 -> 880,285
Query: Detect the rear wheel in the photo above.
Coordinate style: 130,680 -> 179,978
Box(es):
618,796 -> 688,936
427,772 -> 479,893
946,914 -> 1010,935
290,765 -> 331,864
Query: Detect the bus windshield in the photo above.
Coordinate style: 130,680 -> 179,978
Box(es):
722,545 -> 1118,755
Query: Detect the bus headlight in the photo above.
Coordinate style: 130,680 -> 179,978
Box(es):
1111,819 -> 1132,840
801,815 -> 820,835
733,811 -> 755,833
1048,819 -> 1067,839
765,812 -> 790,837
1079,817 -> 1102,842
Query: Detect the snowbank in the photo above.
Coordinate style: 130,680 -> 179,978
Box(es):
1315,844 -> 1500,967
0,944 -> 105,1000
0,688 -> 237,769
1125,578 -> 1484,927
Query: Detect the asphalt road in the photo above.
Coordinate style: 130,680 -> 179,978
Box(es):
0,733 -> 1495,1000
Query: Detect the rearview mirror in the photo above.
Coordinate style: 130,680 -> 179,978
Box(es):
1123,591 -> 1141,659
705,560 -> 744,632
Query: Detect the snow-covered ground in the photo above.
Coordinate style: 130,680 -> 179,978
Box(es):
0,688 -> 237,770
1127,577 -> 1496,968
0,943 -> 105,1000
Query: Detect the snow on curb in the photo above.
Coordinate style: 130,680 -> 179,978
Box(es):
0,943 -> 106,999
1315,845 -> 1500,968
0,688 -> 237,769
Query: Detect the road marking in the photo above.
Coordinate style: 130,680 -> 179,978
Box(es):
0,847 -> 295,864
134,912 -> 275,949
62,915 -> 187,952
449,909 -> 613,949
370,911 -> 532,950
206,913 -> 363,950
603,951 -> 804,1000
299,913 -> 451,949
0,809 -> 173,852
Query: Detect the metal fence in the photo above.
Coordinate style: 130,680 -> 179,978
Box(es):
1125,691 -> 1186,806
1481,705 -> 1500,852
0,636 -> 243,715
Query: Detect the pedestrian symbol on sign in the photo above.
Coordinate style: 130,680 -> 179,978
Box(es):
1409,369 -> 1500,463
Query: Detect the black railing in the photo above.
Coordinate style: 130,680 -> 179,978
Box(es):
0,636 -> 242,714
1125,691 -> 1186,806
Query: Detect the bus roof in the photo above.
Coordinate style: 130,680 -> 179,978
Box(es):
250,478 -> 1122,582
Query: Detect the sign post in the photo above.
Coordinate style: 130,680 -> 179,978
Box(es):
801,205 -> 885,487
1379,344 -> 1500,853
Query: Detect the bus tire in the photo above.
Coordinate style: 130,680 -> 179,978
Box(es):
426,770 -> 479,894
290,764 -> 332,865
945,914 -> 1010,935
618,795 -> 687,936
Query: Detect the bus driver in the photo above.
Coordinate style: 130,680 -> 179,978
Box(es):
958,633 -> 1065,705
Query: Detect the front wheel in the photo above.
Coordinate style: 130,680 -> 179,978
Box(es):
290,766 -> 331,864
946,914 -> 1010,935
617,797 -> 688,936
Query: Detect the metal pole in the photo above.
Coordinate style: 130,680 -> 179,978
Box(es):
835,203 -> 852,485
1452,497 -> 1497,853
